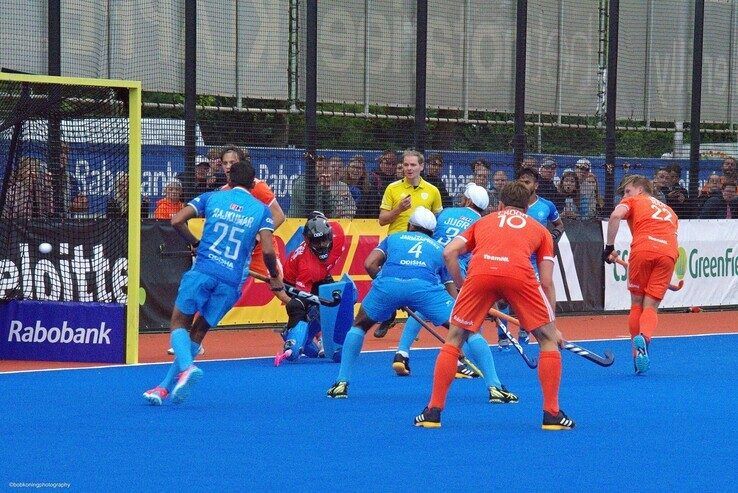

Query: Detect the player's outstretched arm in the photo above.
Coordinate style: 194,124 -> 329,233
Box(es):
442,237 -> 467,289
171,206 -> 199,246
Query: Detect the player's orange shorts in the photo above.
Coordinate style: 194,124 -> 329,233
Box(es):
450,274 -> 555,332
627,251 -> 676,300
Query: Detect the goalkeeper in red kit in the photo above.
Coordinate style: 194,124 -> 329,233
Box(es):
273,211 -> 347,365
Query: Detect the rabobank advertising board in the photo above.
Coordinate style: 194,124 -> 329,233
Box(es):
0,300 -> 125,362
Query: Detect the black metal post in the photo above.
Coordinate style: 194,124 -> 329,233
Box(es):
48,0 -> 63,216
689,0 -> 705,203
48,0 -> 61,76
604,0 -> 620,211
305,0 -> 318,213
414,0 -> 428,153
184,0 -> 197,198
513,0 -> 528,171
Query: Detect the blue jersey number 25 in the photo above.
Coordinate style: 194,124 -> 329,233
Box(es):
209,221 -> 245,260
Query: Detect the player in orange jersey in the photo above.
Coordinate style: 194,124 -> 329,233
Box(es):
414,181 -> 574,431
603,174 -> 679,375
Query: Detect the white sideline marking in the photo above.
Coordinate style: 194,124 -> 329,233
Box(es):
1,331 -> 737,376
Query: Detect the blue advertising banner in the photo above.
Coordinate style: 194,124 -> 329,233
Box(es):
0,300 -> 125,363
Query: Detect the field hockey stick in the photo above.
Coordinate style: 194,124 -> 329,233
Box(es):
158,244 -> 194,257
488,308 -> 615,367
248,270 -> 342,307
491,315 -> 538,369
613,258 -> 684,291
402,306 -> 484,377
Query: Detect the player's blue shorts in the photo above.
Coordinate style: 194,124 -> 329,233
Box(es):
174,269 -> 241,327
362,277 -> 454,325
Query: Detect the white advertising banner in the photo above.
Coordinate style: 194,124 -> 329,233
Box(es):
603,219 -> 738,310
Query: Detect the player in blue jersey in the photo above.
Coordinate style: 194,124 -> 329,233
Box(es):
143,162 -> 283,405
326,206 -> 517,404
391,183 -> 490,379
496,166 -> 565,347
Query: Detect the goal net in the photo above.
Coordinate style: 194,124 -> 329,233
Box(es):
0,73 -> 141,364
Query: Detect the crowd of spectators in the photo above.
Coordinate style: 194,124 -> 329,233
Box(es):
8,143 -> 735,223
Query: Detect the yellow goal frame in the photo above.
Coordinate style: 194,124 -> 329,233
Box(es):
0,73 -> 142,364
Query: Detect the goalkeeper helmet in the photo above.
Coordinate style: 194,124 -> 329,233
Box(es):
304,215 -> 333,261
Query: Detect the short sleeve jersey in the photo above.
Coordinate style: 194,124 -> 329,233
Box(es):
188,188 -> 274,287
282,221 -> 346,293
527,196 -> 560,226
380,178 -> 443,234
461,209 -> 555,282
222,179 -> 280,269
433,206 -> 482,264
375,231 -> 451,285
617,194 -> 679,260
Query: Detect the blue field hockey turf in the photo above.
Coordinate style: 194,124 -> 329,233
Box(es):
1,334 -> 736,491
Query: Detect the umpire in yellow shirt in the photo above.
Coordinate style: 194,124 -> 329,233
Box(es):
378,150 -> 443,233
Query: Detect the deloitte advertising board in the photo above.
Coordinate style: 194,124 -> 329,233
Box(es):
0,220 -> 127,362
603,220 -> 738,310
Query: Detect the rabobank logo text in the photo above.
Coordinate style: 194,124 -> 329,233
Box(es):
8,320 -> 111,345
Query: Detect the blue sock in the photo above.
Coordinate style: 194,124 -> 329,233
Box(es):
159,341 -> 202,392
336,327 -> 366,383
170,328 -> 193,371
464,333 -> 502,388
397,313 -> 423,355
285,321 -> 309,361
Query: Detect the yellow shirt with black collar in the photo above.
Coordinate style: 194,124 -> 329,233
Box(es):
380,177 -> 443,234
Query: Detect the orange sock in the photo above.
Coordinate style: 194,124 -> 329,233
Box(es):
538,351 -> 562,415
640,307 -> 658,342
428,344 -> 461,410
628,305 -> 643,339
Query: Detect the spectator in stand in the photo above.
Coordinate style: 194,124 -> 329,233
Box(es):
376,149 -> 399,191
290,156 -> 332,217
488,170 -> 509,213
558,171 -> 580,219
662,164 -> 690,218
327,156 -> 357,219
154,179 -> 185,219
696,173 -> 723,210
178,161 -> 215,202
106,173 -> 150,218
652,167 -> 669,202
471,158 -> 491,188
424,153 -> 452,208
574,158 -> 591,184
396,160 -> 405,179
345,154 -> 383,219
700,181 -> 738,219
1,157 -> 52,219
208,147 -> 227,188
521,157 -> 538,170
721,157 -> 737,183
579,174 -> 603,219
538,158 -> 562,208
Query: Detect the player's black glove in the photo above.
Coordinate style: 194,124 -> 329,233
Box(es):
551,228 -> 563,243
602,244 -> 615,264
